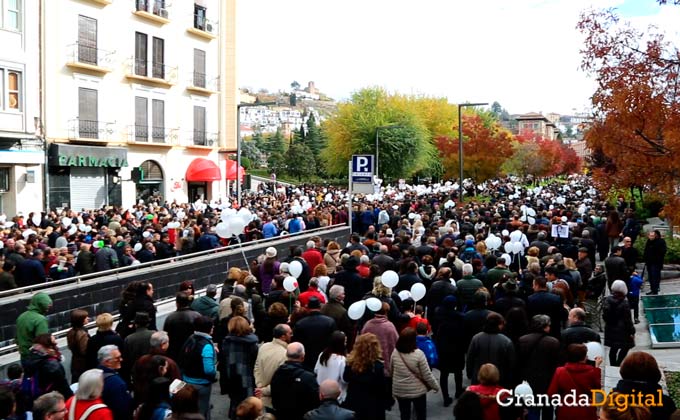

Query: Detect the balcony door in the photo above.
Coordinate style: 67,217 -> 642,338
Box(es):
135,32 -> 147,76
193,106 -> 206,145
78,15 -> 97,65
78,88 -> 98,139
152,37 -> 164,79
135,96 -> 148,142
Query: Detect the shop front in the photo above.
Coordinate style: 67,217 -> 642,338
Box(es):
185,157 -> 221,202
48,144 -> 127,211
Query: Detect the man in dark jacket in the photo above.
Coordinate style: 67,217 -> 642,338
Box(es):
191,284 -> 219,320
331,256 -> 365,307
456,263 -> 483,311
271,342 -> 320,420
293,297 -> 336,371
426,268 -> 456,321
74,244 -> 95,275
98,345 -> 133,420
303,379 -> 354,420
136,242 -> 155,263
320,285 -> 351,337
122,312 -> 154,384
604,246 -> 628,291
561,307 -> 601,348
154,233 -> 175,260
529,231 -> 551,258
643,230 -> 667,295
372,245 -> 396,273
15,249 -> 46,287
94,238 -> 119,272
163,292 -> 201,361
527,277 -> 566,339
466,312 -> 516,388
396,261 -> 420,293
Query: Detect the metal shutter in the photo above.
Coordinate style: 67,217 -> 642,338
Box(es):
193,106 -> 206,145
152,37 -> 164,78
78,88 -> 98,138
135,96 -> 148,141
135,32 -> 147,76
78,15 -> 97,64
152,99 -> 165,142
70,167 -> 106,211
194,49 -> 205,87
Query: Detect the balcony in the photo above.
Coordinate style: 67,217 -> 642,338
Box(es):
186,72 -> 219,96
68,119 -> 116,142
126,125 -> 177,146
187,15 -> 217,40
125,57 -> 177,88
82,0 -> 112,5
133,0 -> 170,24
65,43 -> 114,75
179,130 -> 218,148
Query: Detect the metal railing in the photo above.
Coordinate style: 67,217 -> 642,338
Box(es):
0,224 -> 348,299
126,125 -> 179,144
66,43 -> 114,67
68,119 -> 116,140
193,13 -> 217,34
188,72 -> 219,91
178,130 -> 219,147
128,57 -> 178,84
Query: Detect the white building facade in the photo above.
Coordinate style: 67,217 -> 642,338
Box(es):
42,0 -> 236,211
0,0 -> 43,216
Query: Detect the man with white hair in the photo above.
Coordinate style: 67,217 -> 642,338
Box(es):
271,342 -> 320,419
97,345 -> 132,420
65,369 -> 113,419
456,263 -> 483,310
302,240 -> 323,274
321,285 -> 351,336
303,379 -> 355,420
32,392 -> 66,420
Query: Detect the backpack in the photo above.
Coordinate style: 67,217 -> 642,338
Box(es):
68,396 -> 108,420
460,248 -> 478,263
417,337 -> 439,368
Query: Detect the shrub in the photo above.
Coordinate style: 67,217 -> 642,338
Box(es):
634,235 -> 680,264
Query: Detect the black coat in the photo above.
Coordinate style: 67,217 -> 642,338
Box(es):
561,322 -> 601,348
644,238 -> 667,265
433,305 -> 466,372
271,362 -> 320,420
518,332 -> 561,394
527,291 -> 566,339
426,279 -> 457,319
293,312 -> 337,371
614,378 -> 677,420
163,307 -> 201,361
604,255 -> 629,287
396,273 -> 420,293
86,330 -> 124,369
463,309 -> 491,350
603,295 -> 635,348
332,269 -> 366,307
343,361 -> 387,420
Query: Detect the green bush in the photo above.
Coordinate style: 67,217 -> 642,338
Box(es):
665,371 -> 680,408
634,235 -> 680,264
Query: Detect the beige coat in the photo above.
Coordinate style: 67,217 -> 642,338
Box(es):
390,349 -> 439,399
254,338 -> 288,408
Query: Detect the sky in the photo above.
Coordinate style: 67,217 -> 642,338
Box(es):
236,0 -> 680,116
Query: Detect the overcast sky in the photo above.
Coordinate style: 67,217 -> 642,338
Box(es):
236,0 -> 679,115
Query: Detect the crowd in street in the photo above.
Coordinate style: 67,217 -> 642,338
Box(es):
0,175 -> 678,420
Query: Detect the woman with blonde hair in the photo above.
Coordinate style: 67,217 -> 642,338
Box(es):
343,333 -> 388,420
324,241 -> 341,275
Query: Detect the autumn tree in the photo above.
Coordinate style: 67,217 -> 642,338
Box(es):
578,7 -> 680,220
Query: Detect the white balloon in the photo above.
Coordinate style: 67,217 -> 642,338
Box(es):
515,381 -> 534,399
289,260 -> 303,279
444,200 -> 455,209
228,217 -> 245,236
504,242 -> 514,253
32,214 -> 41,226
22,229 -> 36,239
502,229 -> 509,237
485,237 -> 496,250
366,297 -> 382,312
283,276 -> 298,292
398,290 -> 412,301
78,223 -> 87,232
84,225 -> 92,233
4,222 -> 14,228
528,217 -> 536,225
585,341 -> 604,361
131,260 -> 141,266
348,301 -> 366,320
527,208 -> 537,217
68,225 -> 77,236
501,253 -> 512,266
143,231 -> 151,238
0,241 -> 3,249
410,283 -> 426,302
512,242 -> 524,254
238,208 -> 253,225
62,217 -> 72,227
133,243 -> 143,252
381,270 -> 399,288
215,222 -> 230,238
509,230 -> 522,242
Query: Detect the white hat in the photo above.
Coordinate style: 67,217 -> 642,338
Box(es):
265,247 -> 277,258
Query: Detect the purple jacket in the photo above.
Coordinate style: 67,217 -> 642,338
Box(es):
361,315 -> 398,376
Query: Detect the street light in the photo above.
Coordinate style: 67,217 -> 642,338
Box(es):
236,102 -> 275,206
375,124 -> 402,180
458,102 -> 487,198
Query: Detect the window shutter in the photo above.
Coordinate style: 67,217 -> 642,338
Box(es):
152,37 -> 164,79
78,16 -> 97,64
194,49 -> 206,87
135,32 -> 147,76
135,96 -> 148,142
78,88 -> 98,138
193,106 -> 206,145
152,99 -> 165,142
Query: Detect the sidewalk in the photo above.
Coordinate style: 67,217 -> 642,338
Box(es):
602,276 -> 680,392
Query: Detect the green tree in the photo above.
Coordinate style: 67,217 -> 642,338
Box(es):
291,81 -> 301,90
252,130 -> 266,151
321,87 -> 438,180
241,140 -> 261,168
268,152 -> 285,174
284,143 -> 315,180
268,128 -> 286,154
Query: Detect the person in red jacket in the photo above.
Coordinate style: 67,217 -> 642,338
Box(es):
301,240 -> 324,274
299,278 -> 327,308
547,343 -> 603,420
467,363 -> 510,420
65,369 -> 114,420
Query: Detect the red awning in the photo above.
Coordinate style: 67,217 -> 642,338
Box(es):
185,158 -> 221,182
225,160 -> 245,181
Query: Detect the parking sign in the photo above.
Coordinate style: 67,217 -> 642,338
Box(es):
351,155 -> 374,183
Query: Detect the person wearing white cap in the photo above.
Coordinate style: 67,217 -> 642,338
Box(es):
603,279 -> 635,366
259,247 -> 280,295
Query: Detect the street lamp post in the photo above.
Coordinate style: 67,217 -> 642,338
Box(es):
458,102 -> 487,198
375,124 -> 402,180
236,102 -> 275,207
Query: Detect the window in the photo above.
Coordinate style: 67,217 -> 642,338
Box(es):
78,15 -> 98,65
152,99 -> 165,142
135,32 -> 148,76
0,168 -> 9,192
193,49 -> 205,88
0,68 -> 22,111
152,37 -> 164,79
193,105 -> 206,145
135,96 -> 148,141
194,4 -> 206,30
78,87 -> 98,138
5,0 -> 20,31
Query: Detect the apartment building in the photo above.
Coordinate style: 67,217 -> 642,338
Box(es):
42,0 -> 236,210
0,0 -> 43,216
516,112 -> 560,141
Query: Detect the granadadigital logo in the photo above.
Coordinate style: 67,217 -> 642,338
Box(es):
497,389 -> 665,412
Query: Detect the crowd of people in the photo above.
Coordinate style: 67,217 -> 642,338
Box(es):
0,174 -> 678,420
